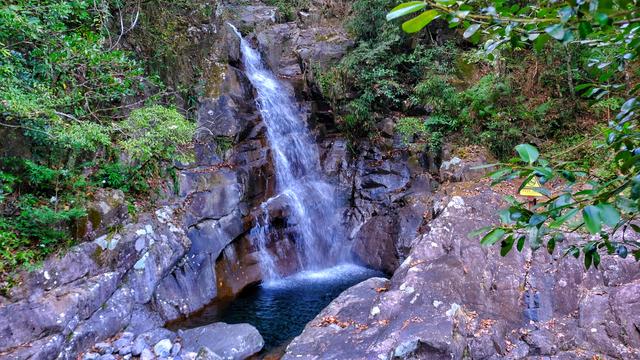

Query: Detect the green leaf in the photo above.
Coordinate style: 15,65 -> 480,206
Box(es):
500,235 -> 514,256
597,203 -> 620,227
578,21 -> 593,39
549,208 -> 579,228
468,226 -> 493,238
584,250 -> 593,269
545,24 -> 566,40
574,83 -> 594,92
592,251 -> 601,269
498,209 -> 512,224
386,2 -> 427,21
534,33 -> 550,52
595,12 -> 609,26
617,245 -> 628,258
582,205 -> 602,234
480,228 -> 506,246
470,163 -> 500,170
463,24 -> 481,39
529,213 -> 547,227
516,236 -> 526,252
558,7 -> 573,23
547,237 -> 556,255
402,9 -> 440,33
515,144 -> 540,164
528,226 -> 542,250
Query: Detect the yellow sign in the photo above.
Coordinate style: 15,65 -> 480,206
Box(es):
519,177 -> 544,197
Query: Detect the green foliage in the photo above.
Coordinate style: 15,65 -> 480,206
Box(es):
0,1 -> 196,282
264,0 -> 309,21
120,105 -> 195,164
396,117 -> 427,144
389,1 -> 640,266
348,0 -> 396,41
0,171 -> 16,203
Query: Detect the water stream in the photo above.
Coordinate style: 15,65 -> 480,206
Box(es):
170,27 -> 384,354
231,25 -> 351,280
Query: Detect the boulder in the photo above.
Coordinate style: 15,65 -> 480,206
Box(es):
84,188 -> 128,239
284,184 -> 640,359
180,322 -> 264,360
352,215 -> 400,273
228,5 -> 279,34
439,145 -> 493,183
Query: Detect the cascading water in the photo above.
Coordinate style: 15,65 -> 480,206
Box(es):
230,25 -> 351,280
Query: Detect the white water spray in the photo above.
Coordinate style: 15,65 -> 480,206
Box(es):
229,25 -> 351,281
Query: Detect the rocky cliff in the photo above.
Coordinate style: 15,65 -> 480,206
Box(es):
284,179 -> 640,359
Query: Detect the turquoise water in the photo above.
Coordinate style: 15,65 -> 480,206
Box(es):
177,264 -> 383,350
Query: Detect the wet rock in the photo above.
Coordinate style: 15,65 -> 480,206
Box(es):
60,287 -> 135,358
126,305 -> 164,335
183,169 -> 242,226
180,322 -> 264,359
0,271 -> 120,353
524,329 -> 557,355
135,328 -> 177,349
140,348 -> 155,360
2,334 -> 64,360
153,252 -> 218,321
352,215 -> 400,273
257,23 -> 302,81
196,66 -> 255,141
195,347 -> 223,360
154,338 -> 173,357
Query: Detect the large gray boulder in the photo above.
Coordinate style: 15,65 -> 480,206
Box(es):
0,208 -> 189,359
180,322 -> 264,360
284,185 -> 640,359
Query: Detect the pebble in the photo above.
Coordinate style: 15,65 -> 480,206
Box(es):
171,342 -> 182,357
82,353 -> 100,360
94,342 -> 113,355
118,345 -> 132,355
132,338 -> 147,356
140,348 -> 155,360
114,338 -> 132,354
120,332 -> 135,341
98,355 -> 116,360
154,339 -> 173,357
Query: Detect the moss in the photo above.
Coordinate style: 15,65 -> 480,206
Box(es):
204,62 -> 228,99
215,136 -> 234,158
87,208 -> 102,229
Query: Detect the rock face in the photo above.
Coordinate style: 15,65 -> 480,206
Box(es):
180,322 -> 264,359
284,183 -> 640,359
0,4 -> 280,358
0,207 -> 190,359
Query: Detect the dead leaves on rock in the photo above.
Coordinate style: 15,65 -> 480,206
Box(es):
316,315 -> 389,332
317,316 -> 350,328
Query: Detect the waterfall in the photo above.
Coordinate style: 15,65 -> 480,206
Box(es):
230,25 -> 350,281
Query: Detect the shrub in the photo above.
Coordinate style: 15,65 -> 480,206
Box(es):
119,105 -> 195,165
